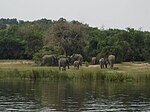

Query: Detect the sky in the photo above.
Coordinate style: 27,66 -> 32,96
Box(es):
0,0 -> 150,31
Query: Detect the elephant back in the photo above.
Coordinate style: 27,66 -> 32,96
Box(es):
41,54 -> 58,66
41,55 -> 52,66
99,58 -> 104,63
108,55 -> 115,62
73,61 -> 80,69
74,61 -> 79,66
58,58 -> 67,66
92,57 -> 96,60
71,54 -> 83,65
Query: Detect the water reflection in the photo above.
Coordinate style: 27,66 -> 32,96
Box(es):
0,80 -> 150,111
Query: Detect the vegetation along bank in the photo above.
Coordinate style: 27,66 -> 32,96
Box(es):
0,60 -> 150,82
0,18 -> 150,62
0,18 -> 150,81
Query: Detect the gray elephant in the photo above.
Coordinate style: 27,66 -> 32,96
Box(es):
99,58 -> 105,69
41,54 -> 58,66
104,58 -> 109,68
108,55 -> 115,69
91,57 -> 97,65
58,58 -> 69,71
73,61 -> 80,69
99,58 -> 109,69
71,54 -> 83,66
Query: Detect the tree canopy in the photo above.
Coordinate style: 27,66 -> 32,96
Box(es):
0,18 -> 150,62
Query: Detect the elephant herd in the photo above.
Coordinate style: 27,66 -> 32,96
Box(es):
41,53 -> 115,71
41,54 -> 83,71
91,54 -> 116,69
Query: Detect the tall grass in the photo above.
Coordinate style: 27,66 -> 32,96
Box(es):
0,60 -> 150,82
0,67 -> 146,82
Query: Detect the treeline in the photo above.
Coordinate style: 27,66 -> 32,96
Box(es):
0,18 -> 150,62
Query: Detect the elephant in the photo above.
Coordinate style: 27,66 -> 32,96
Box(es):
99,58 -> 109,69
58,58 -> 70,71
104,58 -> 109,68
71,54 -> 83,66
91,57 -> 97,65
73,61 -> 80,69
99,58 -> 105,69
108,55 -> 115,69
41,54 -> 58,66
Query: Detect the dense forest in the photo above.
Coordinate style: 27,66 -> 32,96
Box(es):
0,18 -> 150,63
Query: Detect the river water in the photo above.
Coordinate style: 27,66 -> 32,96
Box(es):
0,80 -> 150,111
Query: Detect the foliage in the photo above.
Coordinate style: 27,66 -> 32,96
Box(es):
0,18 -> 150,62
32,46 -> 57,65
0,37 -> 26,59
44,18 -> 89,56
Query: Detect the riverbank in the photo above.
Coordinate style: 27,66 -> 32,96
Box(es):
0,60 -> 150,82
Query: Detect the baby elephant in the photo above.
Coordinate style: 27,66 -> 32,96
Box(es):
99,58 -> 109,69
73,61 -> 80,69
99,58 -> 105,69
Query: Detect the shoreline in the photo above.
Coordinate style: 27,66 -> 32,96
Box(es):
0,60 -> 150,82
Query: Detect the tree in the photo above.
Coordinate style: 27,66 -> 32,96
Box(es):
44,18 -> 89,56
0,37 -> 25,59
17,24 -> 43,59
143,34 -> 150,61
131,31 -> 145,61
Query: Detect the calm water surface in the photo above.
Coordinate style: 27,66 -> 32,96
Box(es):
0,80 -> 150,111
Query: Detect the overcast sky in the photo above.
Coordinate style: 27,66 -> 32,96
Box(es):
0,0 -> 150,31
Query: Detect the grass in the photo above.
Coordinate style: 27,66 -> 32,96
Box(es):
0,60 -> 150,82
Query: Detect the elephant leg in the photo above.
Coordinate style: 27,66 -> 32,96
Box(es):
100,63 -> 102,69
110,62 -> 113,69
64,67 -> 66,71
80,61 -> 82,66
101,62 -> 103,68
102,64 -> 104,68
112,63 -> 114,68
